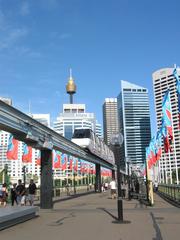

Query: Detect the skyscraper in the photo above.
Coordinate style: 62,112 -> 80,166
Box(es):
152,67 -> 180,183
0,112 -> 50,184
53,103 -> 102,139
117,80 -> 151,173
103,98 -> 119,146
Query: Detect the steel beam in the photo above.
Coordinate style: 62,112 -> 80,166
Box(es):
0,100 -> 115,169
40,149 -> 53,209
95,164 -> 101,192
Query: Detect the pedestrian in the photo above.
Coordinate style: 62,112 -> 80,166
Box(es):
104,182 -> 109,191
11,183 -> 18,206
0,183 -> 8,206
109,178 -> 117,199
28,179 -> 37,206
135,181 -> 140,194
65,183 -> 70,196
16,179 -> 26,206
121,181 -> 126,198
154,181 -> 158,192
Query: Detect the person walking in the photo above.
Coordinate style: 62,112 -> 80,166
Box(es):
16,179 -> 26,206
28,179 -> 37,206
11,183 -> 18,206
121,181 -> 126,198
135,180 -> 140,194
0,183 -> 8,206
109,178 -> 117,199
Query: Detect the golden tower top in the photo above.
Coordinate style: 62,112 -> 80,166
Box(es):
66,68 -> 76,94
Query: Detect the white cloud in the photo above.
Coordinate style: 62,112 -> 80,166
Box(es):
13,46 -> 42,58
20,1 -> 30,16
0,27 -> 28,50
9,28 -> 28,40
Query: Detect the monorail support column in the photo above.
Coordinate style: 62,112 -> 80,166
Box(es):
95,163 -> 101,192
112,169 -> 115,179
40,149 -> 53,209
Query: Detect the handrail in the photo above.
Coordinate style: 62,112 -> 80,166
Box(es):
158,184 -> 180,205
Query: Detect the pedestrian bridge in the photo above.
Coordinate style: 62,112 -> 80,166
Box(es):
0,191 -> 180,240
0,100 -> 116,209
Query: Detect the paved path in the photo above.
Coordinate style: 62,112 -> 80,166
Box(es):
0,192 -> 180,240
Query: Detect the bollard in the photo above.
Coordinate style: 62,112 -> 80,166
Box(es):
117,198 -> 123,221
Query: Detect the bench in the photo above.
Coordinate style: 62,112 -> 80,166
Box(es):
0,206 -> 39,230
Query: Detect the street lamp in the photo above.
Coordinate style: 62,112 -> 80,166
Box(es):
22,166 -> 26,185
126,158 -> 132,201
73,171 -> 76,194
110,133 -> 124,222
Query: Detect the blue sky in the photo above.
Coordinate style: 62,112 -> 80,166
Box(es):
0,0 -> 179,134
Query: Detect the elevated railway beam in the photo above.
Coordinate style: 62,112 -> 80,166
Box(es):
0,100 -> 115,208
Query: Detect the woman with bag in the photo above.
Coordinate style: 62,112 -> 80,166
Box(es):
0,183 -> 8,206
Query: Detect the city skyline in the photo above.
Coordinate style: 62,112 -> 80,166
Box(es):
0,1 -> 180,134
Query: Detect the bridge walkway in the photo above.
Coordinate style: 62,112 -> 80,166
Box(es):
0,192 -> 180,240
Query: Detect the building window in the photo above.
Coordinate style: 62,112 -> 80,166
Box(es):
64,125 -> 73,140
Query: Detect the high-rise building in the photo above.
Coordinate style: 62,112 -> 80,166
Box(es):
53,103 -> 102,179
117,80 -> 151,173
0,113 -> 50,184
53,103 -> 102,139
152,67 -> 180,183
103,98 -> 119,146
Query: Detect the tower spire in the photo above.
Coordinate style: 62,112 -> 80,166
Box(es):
66,68 -> 76,104
70,68 -> 72,79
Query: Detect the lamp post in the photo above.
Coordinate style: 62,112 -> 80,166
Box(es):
126,158 -> 131,201
110,133 -> 124,222
22,166 -> 26,185
73,171 -> 76,194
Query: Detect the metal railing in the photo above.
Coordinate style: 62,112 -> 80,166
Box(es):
35,185 -> 94,201
158,184 -> 180,205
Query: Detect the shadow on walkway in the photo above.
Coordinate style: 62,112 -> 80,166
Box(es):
150,212 -> 163,240
97,207 -> 131,224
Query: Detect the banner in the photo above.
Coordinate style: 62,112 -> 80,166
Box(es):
22,143 -> 32,163
53,150 -> 61,169
7,134 -> 19,160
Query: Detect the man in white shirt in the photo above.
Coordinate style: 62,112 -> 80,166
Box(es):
109,178 -> 117,199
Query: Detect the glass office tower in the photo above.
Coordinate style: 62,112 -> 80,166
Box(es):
117,80 -> 151,174
103,98 -> 119,146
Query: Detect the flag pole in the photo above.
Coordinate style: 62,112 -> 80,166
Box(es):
164,153 -> 168,184
169,89 -> 179,185
158,159 -> 161,183
162,159 -> 165,184
168,151 -> 172,184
